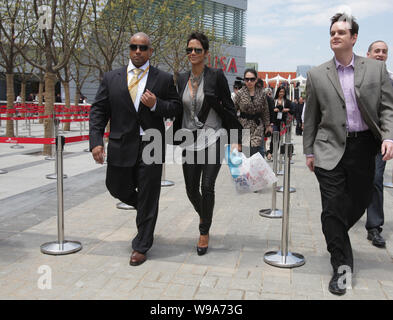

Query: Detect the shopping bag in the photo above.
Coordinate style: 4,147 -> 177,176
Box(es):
225,146 -> 278,194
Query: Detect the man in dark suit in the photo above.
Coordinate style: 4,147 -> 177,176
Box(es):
89,32 -> 182,266
365,40 -> 392,248
303,14 -> 393,295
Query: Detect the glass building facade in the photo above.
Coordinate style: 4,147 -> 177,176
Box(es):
197,0 -> 246,47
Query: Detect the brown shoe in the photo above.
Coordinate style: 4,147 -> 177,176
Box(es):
129,250 -> 146,266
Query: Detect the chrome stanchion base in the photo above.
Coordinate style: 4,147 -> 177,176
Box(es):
276,186 -> 296,193
383,182 -> 393,188
264,250 -> 305,268
46,173 -> 68,180
161,180 -> 175,187
40,241 -> 82,255
45,156 -> 55,161
0,169 -> 8,174
116,202 -> 136,210
10,144 -> 24,149
259,208 -> 283,219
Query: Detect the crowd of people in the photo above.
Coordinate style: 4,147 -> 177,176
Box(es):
89,12 -> 393,297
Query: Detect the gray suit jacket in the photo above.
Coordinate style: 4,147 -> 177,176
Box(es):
303,55 -> 393,170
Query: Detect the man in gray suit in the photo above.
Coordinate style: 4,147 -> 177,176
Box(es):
303,13 -> 393,296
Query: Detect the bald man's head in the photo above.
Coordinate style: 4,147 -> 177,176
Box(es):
129,32 -> 153,67
130,32 -> 152,46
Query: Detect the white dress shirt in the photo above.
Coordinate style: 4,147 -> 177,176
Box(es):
127,59 -> 156,135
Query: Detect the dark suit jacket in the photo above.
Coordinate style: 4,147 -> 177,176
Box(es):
172,66 -> 242,144
89,65 -> 182,167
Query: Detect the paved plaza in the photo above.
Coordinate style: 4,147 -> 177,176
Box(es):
1,121 -> 393,300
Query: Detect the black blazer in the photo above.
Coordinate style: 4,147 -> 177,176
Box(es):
172,66 -> 242,145
89,65 -> 182,166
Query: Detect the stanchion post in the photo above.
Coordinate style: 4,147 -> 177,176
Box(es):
263,142 -> 305,268
40,135 -> 82,255
46,118 -> 67,179
10,117 -> 24,149
161,119 -> 174,187
259,131 -> 282,219
277,123 -> 296,193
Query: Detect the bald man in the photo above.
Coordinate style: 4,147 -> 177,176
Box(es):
90,33 -> 182,266
365,40 -> 393,248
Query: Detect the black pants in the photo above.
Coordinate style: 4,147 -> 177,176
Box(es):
182,139 -> 224,235
296,120 -> 303,135
366,152 -> 386,233
314,131 -> 377,272
106,140 -> 162,254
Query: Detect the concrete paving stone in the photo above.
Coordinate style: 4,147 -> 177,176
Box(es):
259,292 -> 291,300
163,283 -> 186,297
230,277 -> 263,292
200,276 -> 218,288
193,286 -> 228,300
262,280 -> 291,294
226,289 -> 244,300
136,286 -> 165,300
244,291 -> 260,300
172,273 -> 203,287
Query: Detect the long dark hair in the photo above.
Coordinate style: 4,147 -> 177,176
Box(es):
274,86 -> 288,100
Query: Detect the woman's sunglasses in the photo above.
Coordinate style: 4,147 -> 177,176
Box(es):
186,47 -> 203,55
244,77 -> 257,82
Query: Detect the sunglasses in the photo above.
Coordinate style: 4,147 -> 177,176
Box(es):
186,47 -> 203,55
129,44 -> 149,51
244,77 -> 257,82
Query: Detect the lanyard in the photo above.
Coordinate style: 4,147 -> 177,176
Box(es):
127,66 -> 150,92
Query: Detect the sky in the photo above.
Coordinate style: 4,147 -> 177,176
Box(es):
246,0 -> 393,72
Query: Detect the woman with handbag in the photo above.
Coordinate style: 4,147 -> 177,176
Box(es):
234,69 -> 272,157
174,32 -> 242,255
266,85 -> 292,160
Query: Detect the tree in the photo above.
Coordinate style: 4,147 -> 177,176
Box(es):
11,0 -> 89,155
0,0 -> 29,137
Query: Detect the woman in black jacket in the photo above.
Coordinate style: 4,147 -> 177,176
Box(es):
266,85 -> 293,160
174,32 -> 242,255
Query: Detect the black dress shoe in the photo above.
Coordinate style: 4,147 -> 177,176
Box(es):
367,229 -> 386,248
328,272 -> 346,296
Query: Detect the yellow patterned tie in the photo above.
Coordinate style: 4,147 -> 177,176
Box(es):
129,68 -> 143,103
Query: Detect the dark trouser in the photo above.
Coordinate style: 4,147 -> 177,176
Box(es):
182,139 -> 223,235
314,132 -> 377,272
296,120 -> 303,135
105,140 -> 162,254
366,152 -> 386,233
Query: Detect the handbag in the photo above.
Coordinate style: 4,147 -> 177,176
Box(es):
225,145 -> 277,194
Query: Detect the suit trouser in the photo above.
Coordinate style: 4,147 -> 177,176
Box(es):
314,132 -> 377,272
105,140 -> 162,254
366,152 -> 386,233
